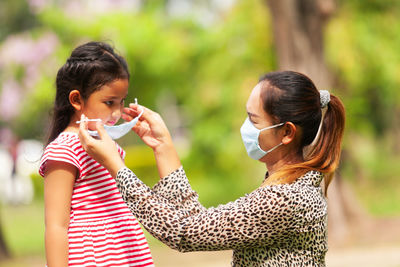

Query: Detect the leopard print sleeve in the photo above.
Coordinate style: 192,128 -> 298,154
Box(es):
151,167 -> 203,212
115,167 -> 302,252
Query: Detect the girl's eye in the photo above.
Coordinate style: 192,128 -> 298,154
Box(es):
105,101 -> 113,106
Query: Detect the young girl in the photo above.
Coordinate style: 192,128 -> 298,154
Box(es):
39,42 -> 154,267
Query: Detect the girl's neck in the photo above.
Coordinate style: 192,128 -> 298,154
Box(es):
64,114 -> 81,133
64,125 -> 79,133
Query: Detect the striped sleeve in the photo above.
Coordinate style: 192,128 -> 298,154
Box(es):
115,142 -> 126,160
39,142 -> 81,177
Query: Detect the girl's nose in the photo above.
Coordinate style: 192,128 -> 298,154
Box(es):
112,108 -> 122,120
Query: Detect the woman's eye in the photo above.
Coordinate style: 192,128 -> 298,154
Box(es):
105,101 -> 113,106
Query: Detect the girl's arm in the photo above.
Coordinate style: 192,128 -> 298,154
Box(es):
44,161 -> 76,267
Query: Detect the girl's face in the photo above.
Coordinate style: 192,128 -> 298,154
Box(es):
81,79 -> 129,129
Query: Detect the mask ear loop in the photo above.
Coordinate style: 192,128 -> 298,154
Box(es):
303,105 -> 328,158
258,142 -> 283,154
303,90 -> 330,158
257,122 -> 285,154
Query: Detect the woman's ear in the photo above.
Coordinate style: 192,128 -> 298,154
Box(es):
69,90 -> 83,111
281,122 -> 297,145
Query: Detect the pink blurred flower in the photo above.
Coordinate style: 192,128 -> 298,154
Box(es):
0,32 -> 59,121
0,79 -> 21,121
63,0 -> 140,17
0,32 -> 58,70
27,0 -> 48,13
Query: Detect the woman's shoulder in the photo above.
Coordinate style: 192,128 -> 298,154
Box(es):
255,171 -> 324,203
296,170 -> 324,187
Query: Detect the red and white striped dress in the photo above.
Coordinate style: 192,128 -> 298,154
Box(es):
39,132 -> 154,267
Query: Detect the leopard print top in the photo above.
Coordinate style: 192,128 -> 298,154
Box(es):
115,167 -> 328,266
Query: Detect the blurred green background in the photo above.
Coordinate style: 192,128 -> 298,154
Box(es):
0,0 -> 399,266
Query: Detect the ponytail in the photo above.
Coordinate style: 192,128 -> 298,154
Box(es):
303,95 -> 345,191
259,71 -> 345,194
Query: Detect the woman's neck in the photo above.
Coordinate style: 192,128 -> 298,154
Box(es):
265,151 -> 304,176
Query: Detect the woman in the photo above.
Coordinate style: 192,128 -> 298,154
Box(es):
79,71 -> 345,266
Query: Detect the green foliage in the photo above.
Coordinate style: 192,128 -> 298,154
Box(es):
0,0 -> 39,41
326,2 -> 400,136
30,173 -> 44,202
342,134 -> 400,216
12,76 -> 55,140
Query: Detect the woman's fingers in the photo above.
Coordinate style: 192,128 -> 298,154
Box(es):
94,120 -> 110,141
123,103 -> 143,121
78,114 -> 92,147
127,103 -> 162,126
78,114 -> 125,175
122,108 -> 135,122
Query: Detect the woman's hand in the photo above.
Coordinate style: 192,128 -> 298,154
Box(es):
78,114 -> 125,177
122,104 -> 174,152
123,104 -> 181,177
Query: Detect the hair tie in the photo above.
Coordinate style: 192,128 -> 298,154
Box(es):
319,90 -> 330,108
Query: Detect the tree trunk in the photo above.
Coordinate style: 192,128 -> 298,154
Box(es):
266,0 -> 334,89
265,0 -> 364,246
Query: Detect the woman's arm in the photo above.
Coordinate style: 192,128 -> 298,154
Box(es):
43,161 -> 75,267
115,167 -> 299,252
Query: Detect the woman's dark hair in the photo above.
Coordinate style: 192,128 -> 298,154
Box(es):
259,71 -> 345,192
46,41 -> 129,145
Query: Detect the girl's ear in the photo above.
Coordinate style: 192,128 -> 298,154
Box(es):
281,122 -> 297,145
69,90 -> 83,111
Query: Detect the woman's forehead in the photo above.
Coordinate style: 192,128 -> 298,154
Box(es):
246,83 -> 264,113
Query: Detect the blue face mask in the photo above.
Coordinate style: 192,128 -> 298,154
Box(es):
77,109 -> 144,140
240,118 -> 284,160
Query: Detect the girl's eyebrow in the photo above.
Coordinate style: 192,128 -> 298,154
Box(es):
104,94 -> 128,100
247,112 -> 259,118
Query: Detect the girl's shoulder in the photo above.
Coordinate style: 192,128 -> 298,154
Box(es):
52,131 -> 80,144
39,132 -> 85,177
44,132 -> 84,156
39,132 -> 125,177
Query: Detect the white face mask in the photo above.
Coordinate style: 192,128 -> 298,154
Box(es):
240,118 -> 284,160
77,109 -> 143,140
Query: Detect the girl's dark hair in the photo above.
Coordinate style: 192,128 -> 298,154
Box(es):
259,71 -> 345,192
46,41 -> 129,145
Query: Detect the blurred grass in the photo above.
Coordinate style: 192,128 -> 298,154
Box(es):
0,200 -> 44,257
0,198 -> 45,267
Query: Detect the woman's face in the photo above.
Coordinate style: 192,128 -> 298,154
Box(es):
245,82 -> 282,161
81,79 -> 128,130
